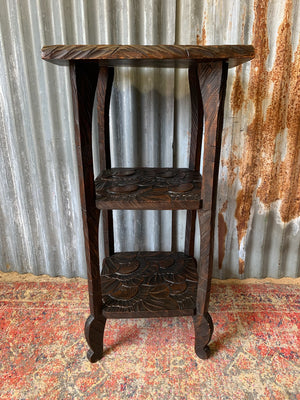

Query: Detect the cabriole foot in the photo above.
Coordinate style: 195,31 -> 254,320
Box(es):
85,314 -> 106,363
193,312 -> 214,360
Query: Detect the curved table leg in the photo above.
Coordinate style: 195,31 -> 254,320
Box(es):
193,312 -> 214,359
192,61 -> 228,359
85,315 -> 107,363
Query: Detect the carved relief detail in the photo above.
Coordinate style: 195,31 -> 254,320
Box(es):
101,252 -> 198,315
95,168 -> 202,209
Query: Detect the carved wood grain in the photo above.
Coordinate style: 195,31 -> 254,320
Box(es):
42,44 -> 254,68
97,67 -> 115,257
95,168 -> 202,210
193,62 -> 228,356
101,251 -> 198,318
70,61 -> 104,360
185,66 -> 204,256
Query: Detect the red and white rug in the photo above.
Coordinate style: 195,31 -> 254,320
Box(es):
0,273 -> 299,399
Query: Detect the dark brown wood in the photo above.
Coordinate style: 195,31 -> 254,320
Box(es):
193,312 -> 214,359
185,66 -> 204,256
188,66 -> 204,172
43,45 -> 253,362
101,251 -> 198,318
97,67 -> 115,257
70,61 -> 104,361
95,168 -> 202,210
42,44 -> 254,68
193,62 -> 229,358
85,315 -> 106,363
97,67 -> 114,171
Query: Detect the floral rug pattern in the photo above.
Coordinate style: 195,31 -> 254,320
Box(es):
0,274 -> 299,399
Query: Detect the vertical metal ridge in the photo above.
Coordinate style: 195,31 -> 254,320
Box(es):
1,2 -> 38,274
34,0 -> 72,276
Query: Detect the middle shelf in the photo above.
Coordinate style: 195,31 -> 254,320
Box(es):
95,167 -> 202,210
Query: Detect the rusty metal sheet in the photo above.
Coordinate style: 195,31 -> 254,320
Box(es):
0,0 -> 299,278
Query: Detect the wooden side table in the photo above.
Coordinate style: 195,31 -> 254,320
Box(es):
42,45 -> 254,362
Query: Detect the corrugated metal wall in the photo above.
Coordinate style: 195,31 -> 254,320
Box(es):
0,0 -> 299,278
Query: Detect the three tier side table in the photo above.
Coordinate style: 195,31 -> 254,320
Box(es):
42,44 -> 254,362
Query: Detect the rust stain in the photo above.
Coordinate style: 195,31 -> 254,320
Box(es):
224,0 -> 300,274
234,0 -> 270,257
221,200 -> 228,214
231,65 -> 245,114
224,144 -> 240,186
218,202 -> 228,269
239,258 -> 245,274
255,0 -> 299,223
280,40 -> 300,222
197,18 -> 206,46
230,3 -> 247,114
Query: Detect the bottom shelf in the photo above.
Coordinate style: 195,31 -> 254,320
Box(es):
101,251 -> 198,318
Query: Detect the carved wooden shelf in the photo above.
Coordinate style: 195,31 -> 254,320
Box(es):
42,44 -> 254,68
101,251 -> 198,318
95,168 -> 202,210
42,44 -> 254,363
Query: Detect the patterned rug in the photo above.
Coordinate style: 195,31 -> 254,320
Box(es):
0,273 -> 299,399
